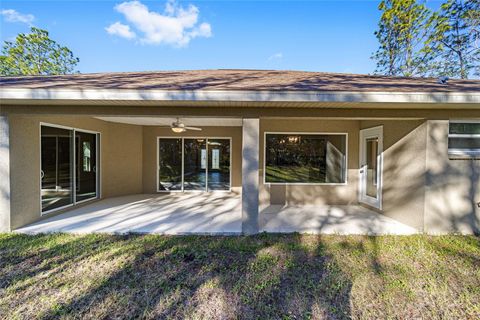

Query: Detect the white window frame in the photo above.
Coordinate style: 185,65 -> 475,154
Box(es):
39,122 -> 101,216
448,120 -> 480,159
263,131 -> 349,186
156,136 -> 232,193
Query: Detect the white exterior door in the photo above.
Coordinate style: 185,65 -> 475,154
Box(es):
359,126 -> 383,209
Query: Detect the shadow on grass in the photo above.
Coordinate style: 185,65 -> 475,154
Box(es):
2,233 -> 480,319
0,233 -> 131,291
0,233 -> 353,319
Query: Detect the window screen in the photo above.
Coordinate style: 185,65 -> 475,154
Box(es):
448,122 -> 480,159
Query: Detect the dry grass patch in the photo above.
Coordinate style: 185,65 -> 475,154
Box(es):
0,233 -> 479,319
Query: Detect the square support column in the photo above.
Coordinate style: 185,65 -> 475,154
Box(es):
0,116 -> 11,232
241,118 -> 260,234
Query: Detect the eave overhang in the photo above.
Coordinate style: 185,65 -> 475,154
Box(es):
1,88 -> 480,107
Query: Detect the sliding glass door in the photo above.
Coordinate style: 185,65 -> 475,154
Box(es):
41,124 -> 99,213
158,138 -> 182,191
41,126 -> 74,212
207,139 -> 230,191
75,131 -> 98,202
158,137 -> 231,192
184,139 -> 207,191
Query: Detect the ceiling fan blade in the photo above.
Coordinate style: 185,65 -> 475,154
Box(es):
185,126 -> 202,131
157,126 -> 173,128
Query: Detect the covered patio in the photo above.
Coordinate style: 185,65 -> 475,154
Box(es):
3,112 -> 429,235
15,193 -> 417,235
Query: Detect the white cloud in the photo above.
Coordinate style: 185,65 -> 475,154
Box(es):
105,22 -> 136,39
108,0 -> 212,47
1,9 -> 34,25
268,52 -> 283,61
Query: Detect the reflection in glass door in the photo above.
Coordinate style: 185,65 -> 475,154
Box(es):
158,138 -> 183,191
207,139 -> 231,191
41,124 -> 99,214
366,138 -> 378,198
41,126 -> 74,212
359,126 -> 383,209
75,131 -> 98,202
184,139 -> 207,191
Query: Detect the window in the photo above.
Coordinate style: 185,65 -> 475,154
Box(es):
158,137 -> 231,192
448,121 -> 480,159
75,131 -> 98,202
41,124 -> 99,213
83,142 -> 91,172
265,133 -> 347,184
212,149 -> 220,169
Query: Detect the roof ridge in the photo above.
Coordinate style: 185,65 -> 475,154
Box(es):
1,69 -> 479,82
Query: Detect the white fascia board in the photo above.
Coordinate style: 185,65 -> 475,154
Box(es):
1,88 -> 479,104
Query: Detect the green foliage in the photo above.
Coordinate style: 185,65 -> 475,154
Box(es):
0,27 -> 79,76
372,0 -> 435,77
373,0 -> 479,79
466,0 -> 480,76
426,0 -> 480,79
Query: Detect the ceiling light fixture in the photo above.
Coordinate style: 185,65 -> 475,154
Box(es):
165,118 -> 202,133
172,126 -> 186,133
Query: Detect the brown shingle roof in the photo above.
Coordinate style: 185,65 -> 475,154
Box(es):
1,69 -> 479,92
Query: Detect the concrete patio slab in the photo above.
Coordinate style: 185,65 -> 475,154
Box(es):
261,205 -> 418,235
16,193 -> 243,235
16,194 -> 418,235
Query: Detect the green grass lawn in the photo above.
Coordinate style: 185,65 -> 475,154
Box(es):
0,233 -> 479,319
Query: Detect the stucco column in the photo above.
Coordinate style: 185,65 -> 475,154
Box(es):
0,116 -> 11,232
241,118 -> 260,234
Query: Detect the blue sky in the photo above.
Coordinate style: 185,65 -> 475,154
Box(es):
0,1 -> 441,74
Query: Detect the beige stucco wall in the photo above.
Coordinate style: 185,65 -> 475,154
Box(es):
259,119 -> 360,207
3,103 -> 480,234
259,117 -> 478,233
8,115 -> 143,229
424,120 -> 480,234
142,126 -> 242,193
360,120 -> 427,230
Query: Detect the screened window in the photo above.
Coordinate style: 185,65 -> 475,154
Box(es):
448,122 -> 480,159
265,133 -> 347,184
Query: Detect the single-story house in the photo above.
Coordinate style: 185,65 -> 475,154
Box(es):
0,69 -> 479,235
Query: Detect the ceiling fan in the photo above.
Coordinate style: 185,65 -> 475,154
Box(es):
162,118 -> 202,133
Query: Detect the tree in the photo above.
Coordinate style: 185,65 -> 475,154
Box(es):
466,0 -> 480,39
465,0 -> 480,76
0,27 -> 79,76
427,0 -> 480,79
372,0 -> 436,77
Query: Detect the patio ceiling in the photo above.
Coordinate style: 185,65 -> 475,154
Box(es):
94,116 -> 243,126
